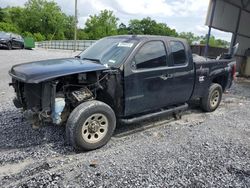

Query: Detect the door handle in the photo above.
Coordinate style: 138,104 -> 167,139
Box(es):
159,74 -> 173,80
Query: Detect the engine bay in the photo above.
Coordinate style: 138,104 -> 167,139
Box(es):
11,71 -> 107,127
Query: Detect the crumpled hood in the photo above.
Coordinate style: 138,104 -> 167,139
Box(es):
9,58 -> 108,83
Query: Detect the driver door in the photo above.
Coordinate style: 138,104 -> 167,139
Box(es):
124,40 -> 175,116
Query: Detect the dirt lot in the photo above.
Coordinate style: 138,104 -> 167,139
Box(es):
0,49 -> 249,187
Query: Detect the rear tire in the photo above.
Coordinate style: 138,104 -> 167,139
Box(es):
66,100 -> 116,151
200,83 -> 222,112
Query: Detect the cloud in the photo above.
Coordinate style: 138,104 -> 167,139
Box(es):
169,0 -> 209,16
77,16 -> 88,27
112,0 -> 174,16
211,30 -> 232,41
194,25 -> 232,41
196,25 -> 208,34
1,0 -> 26,7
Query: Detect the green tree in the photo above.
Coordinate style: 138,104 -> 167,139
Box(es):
118,23 -> 128,35
179,32 -> 201,44
128,19 -> 144,34
0,1 -> 76,40
64,15 -> 75,39
0,5 -> 231,47
84,10 -> 119,39
33,32 -> 46,41
215,39 -> 229,48
128,17 -> 177,36
22,31 -> 34,37
78,29 -> 89,40
4,7 -> 24,30
200,35 -> 229,48
22,0 -> 67,39
0,22 -> 19,32
153,22 -> 178,36
0,7 -> 4,22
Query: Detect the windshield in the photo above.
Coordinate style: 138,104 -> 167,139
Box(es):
0,32 -> 10,38
79,37 -> 138,67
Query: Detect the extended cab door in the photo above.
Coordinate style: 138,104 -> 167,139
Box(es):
168,40 -> 194,104
124,40 -> 176,116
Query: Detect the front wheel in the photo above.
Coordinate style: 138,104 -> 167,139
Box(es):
200,83 -> 222,112
7,42 -> 12,50
66,100 -> 116,151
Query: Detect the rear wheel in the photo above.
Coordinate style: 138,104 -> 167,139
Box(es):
200,83 -> 222,112
66,100 -> 116,151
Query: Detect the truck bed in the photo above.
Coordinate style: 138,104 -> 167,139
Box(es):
191,54 -> 234,99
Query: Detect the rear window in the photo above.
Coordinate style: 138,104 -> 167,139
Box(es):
170,41 -> 187,65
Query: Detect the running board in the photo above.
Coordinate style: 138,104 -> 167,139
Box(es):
120,103 -> 188,124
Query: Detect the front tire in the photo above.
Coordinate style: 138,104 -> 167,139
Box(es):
7,42 -> 12,50
200,83 -> 222,112
66,100 -> 116,151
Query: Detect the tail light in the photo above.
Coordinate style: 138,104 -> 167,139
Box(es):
232,64 -> 236,80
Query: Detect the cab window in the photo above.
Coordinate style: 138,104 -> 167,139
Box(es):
134,41 -> 167,69
170,41 -> 187,65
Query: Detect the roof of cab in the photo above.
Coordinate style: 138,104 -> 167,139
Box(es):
104,35 -> 187,43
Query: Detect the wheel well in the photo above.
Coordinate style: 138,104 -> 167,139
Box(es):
96,91 -> 115,111
212,75 -> 228,91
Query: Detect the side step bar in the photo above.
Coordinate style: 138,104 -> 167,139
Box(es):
120,103 -> 188,124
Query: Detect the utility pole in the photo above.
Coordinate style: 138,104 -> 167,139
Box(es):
74,0 -> 77,51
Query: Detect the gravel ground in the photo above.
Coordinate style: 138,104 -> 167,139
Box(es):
0,48 -> 249,187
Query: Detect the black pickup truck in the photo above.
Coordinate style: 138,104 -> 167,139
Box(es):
9,35 -> 236,151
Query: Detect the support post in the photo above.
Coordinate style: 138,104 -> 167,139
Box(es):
229,8 -> 241,55
205,0 -> 216,57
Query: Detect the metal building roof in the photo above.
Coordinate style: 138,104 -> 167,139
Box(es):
206,0 -> 250,56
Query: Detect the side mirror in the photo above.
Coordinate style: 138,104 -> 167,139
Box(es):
131,60 -> 136,69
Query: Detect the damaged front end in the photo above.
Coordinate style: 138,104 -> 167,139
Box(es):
9,58 -> 110,128
10,72 -> 103,128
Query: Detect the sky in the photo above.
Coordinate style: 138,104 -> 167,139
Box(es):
1,0 -> 232,41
